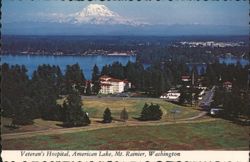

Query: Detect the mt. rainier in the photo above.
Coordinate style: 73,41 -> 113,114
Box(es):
4,4 -> 247,35
57,4 -> 145,26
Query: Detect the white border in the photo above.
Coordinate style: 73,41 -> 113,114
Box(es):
2,150 -> 249,161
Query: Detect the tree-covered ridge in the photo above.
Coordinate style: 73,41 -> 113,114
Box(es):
2,35 -> 248,64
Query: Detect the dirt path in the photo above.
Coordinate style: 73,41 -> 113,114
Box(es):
2,111 -> 215,140
180,111 -> 208,120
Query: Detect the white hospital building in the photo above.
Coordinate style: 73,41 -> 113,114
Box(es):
99,75 -> 131,94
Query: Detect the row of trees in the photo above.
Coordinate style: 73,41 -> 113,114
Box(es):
203,63 -> 249,90
2,59 -> 248,125
1,63 -> 92,125
103,107 -> 129,123
3,35 -> 148,55
103,103 -> 162,123
212,87 -> 250,120
1,62 -> 165,126
100,61 -> 190,96
102,108 -> 129,123
137,44 -> 249,65
100,61 -> 249,97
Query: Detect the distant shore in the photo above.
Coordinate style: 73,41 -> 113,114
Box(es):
0,52 -> 137,57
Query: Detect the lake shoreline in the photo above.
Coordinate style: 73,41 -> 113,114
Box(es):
1,54 -> 137,80
0,53 -> 136,57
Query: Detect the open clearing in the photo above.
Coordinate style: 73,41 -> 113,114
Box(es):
81,97 -> 200,120
2,119 -> 249,150
2,97 -> 200,134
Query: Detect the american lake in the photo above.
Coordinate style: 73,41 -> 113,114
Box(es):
1,55 -> 136,80
1,54 -> 249,80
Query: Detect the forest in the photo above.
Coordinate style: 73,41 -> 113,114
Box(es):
1,59 -> 249,126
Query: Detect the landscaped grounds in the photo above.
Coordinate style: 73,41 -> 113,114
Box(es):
2,119 -> 248,150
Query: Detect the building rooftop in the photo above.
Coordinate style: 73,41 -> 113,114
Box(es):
223,81 -> 232,85
101,83 -> 112,86
100,75 -> 130,83
181,75 -> 190,79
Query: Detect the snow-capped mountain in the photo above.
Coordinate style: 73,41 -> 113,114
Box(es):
3,4 -> 248,35
53,4 -> 145,26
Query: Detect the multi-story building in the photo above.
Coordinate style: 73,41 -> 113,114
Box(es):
99,75 -> 131,94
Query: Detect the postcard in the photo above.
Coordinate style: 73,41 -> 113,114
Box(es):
1,0 -> 249,161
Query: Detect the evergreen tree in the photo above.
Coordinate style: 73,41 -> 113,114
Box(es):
222,92 -> 242,119
1,63 -> 14,117
211,88 -> 224,107
103,108 -> 112,123
55,65 -> 64,95
200,66 -> 206,75
92,64 -> 100,81
140,103 -> 150,120
242,92 -> 250,119
63,92 -> 90,127
101,64 -> 111,76
140,103 -> 162,121
64,63 -> 86,94
30,65 -> 59,120
120,108 -> 129,121
110,62 -> 125,79
1,64 -> 37,121
204,64 -> 217,86
125,61 -> 137,86
86,82 -> 92,96
91,64 -> 101,94
179,86 -> 189,105
12,96 -> 36,125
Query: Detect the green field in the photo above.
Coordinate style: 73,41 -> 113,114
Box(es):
2,97 -> 199,134
4,97 -> 248,150
81,97 -> 200,120
1,117 -> 62,134
2,119 -> 248,150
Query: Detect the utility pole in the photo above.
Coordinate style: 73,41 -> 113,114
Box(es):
247,69 -> 250,91
192,69 -> 195,86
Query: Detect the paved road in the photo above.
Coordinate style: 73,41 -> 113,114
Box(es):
2,111 -> 211,140
81,95 -> 156,100
199,86 -> 215,109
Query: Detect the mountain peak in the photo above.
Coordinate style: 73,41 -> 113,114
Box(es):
82,4 -> 118,17
73,4 -> 126,25
71,4 -> 138,25
35,4 -> 148,26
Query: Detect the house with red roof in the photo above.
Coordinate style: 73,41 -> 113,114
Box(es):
223,81 -> 232,91
181,75 -> 191,82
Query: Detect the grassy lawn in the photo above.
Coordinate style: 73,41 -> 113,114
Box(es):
81,97 -> 200,121
2,97 -> 199,134
2,119 -> 249,150
2,117 -> 62,134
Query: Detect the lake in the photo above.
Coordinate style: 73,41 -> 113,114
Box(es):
219,57 -> 249,67
1,55 -> 136,80
1,54 -> 249,80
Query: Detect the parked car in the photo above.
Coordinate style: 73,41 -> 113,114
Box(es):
210,108 -> 224,117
